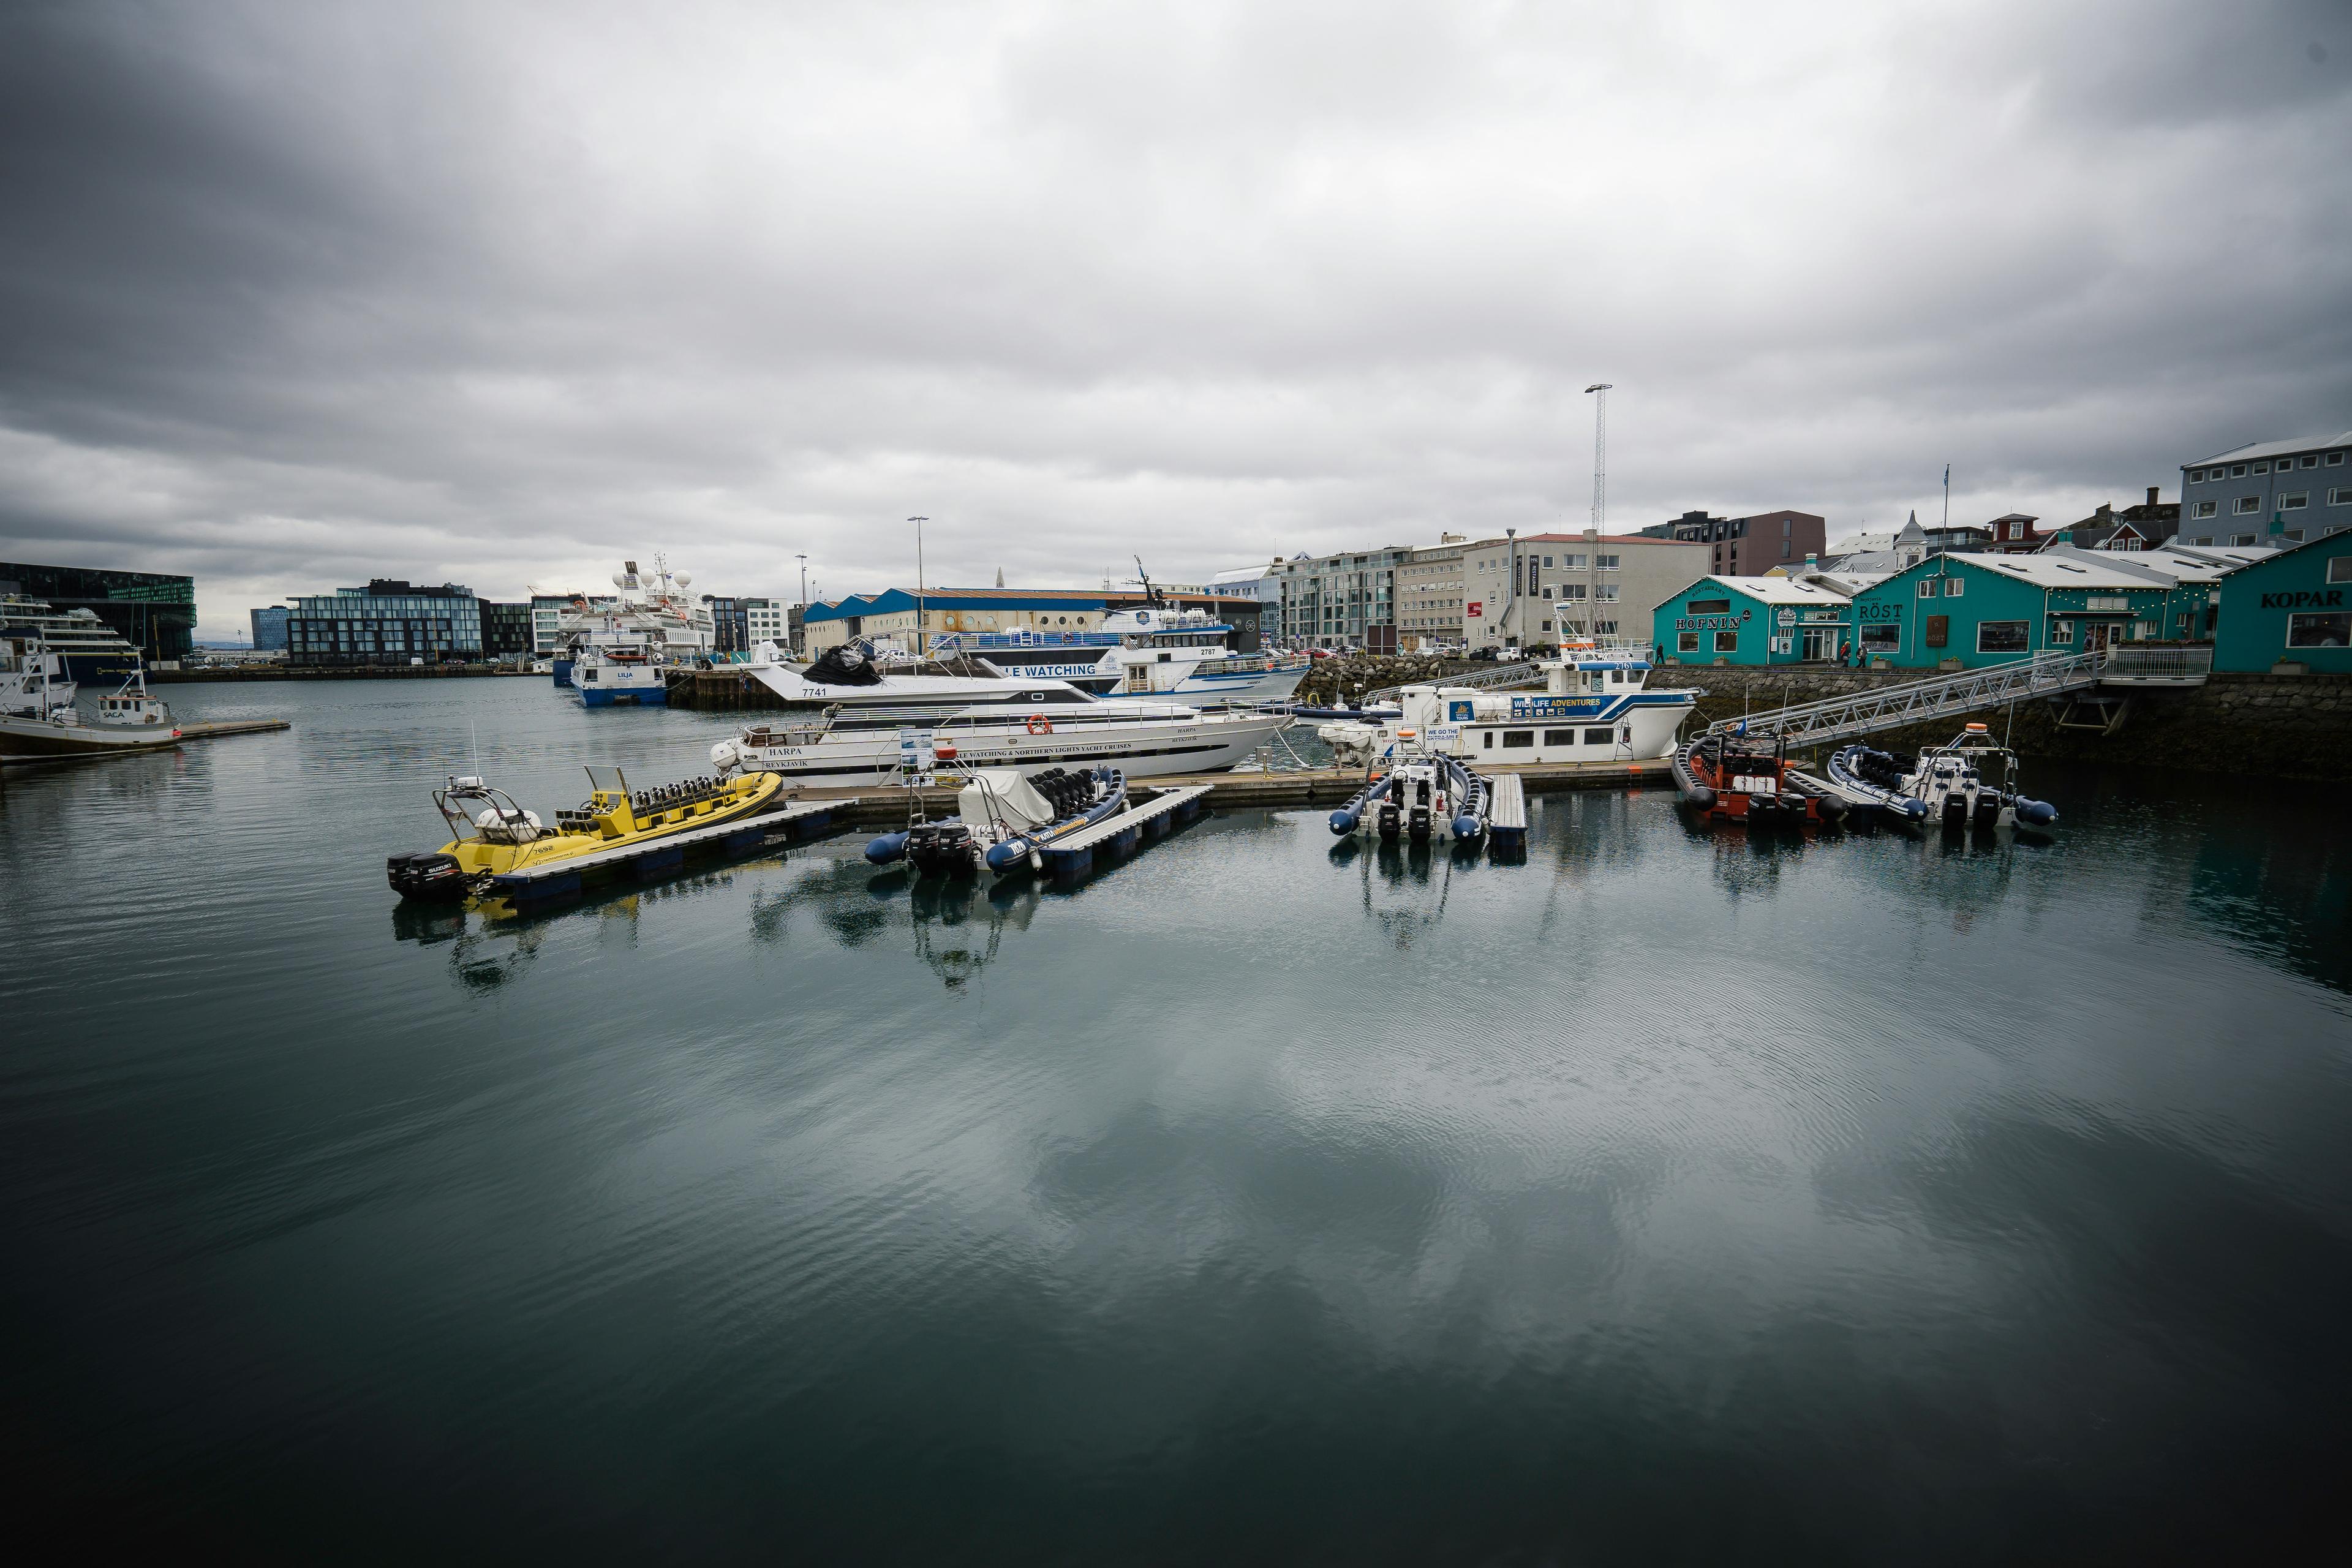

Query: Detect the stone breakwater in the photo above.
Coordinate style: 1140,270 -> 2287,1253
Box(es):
1292,654 -> 1485,707
1665,664 -> 2352,780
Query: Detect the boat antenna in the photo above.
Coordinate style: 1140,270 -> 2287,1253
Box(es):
470,717 -> 480,778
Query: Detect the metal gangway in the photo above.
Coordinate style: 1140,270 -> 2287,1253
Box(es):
1699,646 -> 2212,748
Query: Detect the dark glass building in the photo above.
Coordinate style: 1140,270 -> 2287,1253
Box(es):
289,581 -> 482,666
249,605 -> 292,650
0,561 -> 197,663
478,600 -> 534,658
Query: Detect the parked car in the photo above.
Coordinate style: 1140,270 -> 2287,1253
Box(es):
1468,647 -> 1498,662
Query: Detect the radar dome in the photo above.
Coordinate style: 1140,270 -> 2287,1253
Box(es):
674,571 -> 692,587
611,573 -> 628,588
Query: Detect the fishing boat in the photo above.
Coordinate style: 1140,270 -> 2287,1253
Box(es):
0,635 -> 187,761
865,766 -> 1128,878
1318,646 -> 1697,769
1673,728 -> 1847,827
709,696 -> 1292,787
386,766 -> 785,902
570,639 -> 668,706
1829,725 -> 2056,832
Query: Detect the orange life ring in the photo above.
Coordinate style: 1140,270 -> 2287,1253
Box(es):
1025,714 -> 1053,735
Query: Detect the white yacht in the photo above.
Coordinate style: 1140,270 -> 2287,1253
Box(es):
745,639 -> 1109,720
1319,647 -> 1699,769
0,595 -> 143,685
710,696 -> 1294,788
932,581 -> 1306,704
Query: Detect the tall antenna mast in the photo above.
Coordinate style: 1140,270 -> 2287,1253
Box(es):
1585,383 -> 1613,530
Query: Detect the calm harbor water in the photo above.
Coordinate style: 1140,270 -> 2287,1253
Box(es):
5,678 -> 2350,1559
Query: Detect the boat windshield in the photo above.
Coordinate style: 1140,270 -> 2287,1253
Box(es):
584,764 -> 631,812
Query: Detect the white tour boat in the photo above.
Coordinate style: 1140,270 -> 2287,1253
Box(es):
710,695 -> 1295,788
1319,646 -> 1699,769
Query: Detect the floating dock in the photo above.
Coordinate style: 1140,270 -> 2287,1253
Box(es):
803,756 -> 1673,826
484,797 -> 852,908
1488,774 -> 1528,854
1033,784 -> 1213,878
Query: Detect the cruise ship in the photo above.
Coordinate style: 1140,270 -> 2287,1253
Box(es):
0,596 -> 143,684
547,559 -> 718,685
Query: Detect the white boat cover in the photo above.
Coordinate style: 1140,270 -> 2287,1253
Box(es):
957,769 -> 1056,832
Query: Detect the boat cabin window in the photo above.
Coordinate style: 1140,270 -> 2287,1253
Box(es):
1503,730 -> 1534,748
1544,729 -> 1574,746
1584,728 -> 1614,745
1483,731 -> 1493,749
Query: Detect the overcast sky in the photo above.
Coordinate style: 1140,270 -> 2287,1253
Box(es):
2,0 -> 2346,638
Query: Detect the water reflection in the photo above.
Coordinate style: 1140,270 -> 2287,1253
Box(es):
386,901 -> 547,990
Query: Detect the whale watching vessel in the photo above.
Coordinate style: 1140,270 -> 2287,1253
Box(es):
711,694 -> 1292,787
388,766 -> 786,901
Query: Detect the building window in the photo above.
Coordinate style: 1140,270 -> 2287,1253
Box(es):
2303,456 -> 2320,469
2193,500 -> 2218,518
2328,451 -> 2345,466
2048,619 -> 2073,644
1714,630 -> 1739,653
2231,464 -> 2248,477
2280,492 -> 2309,510
2231,534 -> 2258,546
2328,557 -> 2352,584
2236,496 -> 2261,514
1594,586 -> 1619,603
2254,462 -> 2269,474
2329,489 -> 2352,506
2188,469 -> 2204,482
1860,624 -> 1900,652
1917,579 -> 1937,598
1596,554 -> 1620,570
1945,576 -> 1965,596
2286,612 -> 2352,647
1977,620 -> 2029,652
1687,598 -> 1730,614
1678,631 -> 1700,653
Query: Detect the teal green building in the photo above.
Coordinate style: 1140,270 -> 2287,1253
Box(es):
1844,554 -> 2173,668
2212,530 -> 2352,673
1652,576 -> 1853,666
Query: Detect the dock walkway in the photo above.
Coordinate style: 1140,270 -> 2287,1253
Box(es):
1035,785 -> 1213,878
488,797 -> 851,904
0,717 -> 290,766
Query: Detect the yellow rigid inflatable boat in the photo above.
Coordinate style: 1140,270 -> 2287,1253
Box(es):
388,765 -> 786,901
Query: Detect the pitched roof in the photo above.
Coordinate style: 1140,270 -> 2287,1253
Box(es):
2188,430 -> 2352,466
1959,554 -> 2167,591
1686,574 -> 1858,605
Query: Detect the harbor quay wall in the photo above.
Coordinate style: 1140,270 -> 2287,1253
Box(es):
1676,665 -> 2352,779
151,663 -> 522,682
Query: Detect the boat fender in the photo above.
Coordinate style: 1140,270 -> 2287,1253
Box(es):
1687,784 -> 1716,811
864,831 -> 911,865
984,838 -> 1031,872
1328,807 -> 1359,835
1451,813 -> 1480,840
2014,797 -> 2058,826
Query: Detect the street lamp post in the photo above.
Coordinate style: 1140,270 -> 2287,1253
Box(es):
795,553 -> 808,657
1504,526 -> 1518,650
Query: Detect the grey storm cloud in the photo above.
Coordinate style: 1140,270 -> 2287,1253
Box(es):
1,0 -> 2347,635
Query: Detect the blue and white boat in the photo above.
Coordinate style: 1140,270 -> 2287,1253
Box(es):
571,639 -> 668,706
1317,646 -> 1699,769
